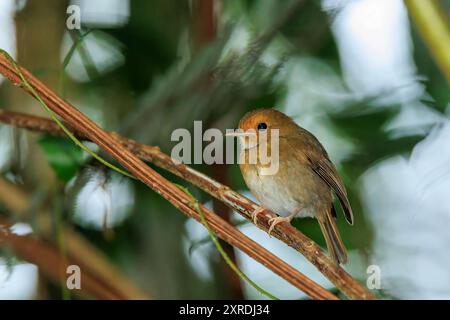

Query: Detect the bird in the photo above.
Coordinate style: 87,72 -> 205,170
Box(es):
227,108 -> 353,264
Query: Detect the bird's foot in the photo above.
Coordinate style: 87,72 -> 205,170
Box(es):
268,216 -> 294,236
251,206 -> 267,225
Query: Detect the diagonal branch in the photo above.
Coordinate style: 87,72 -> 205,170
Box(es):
0,217 -> 132,300
0,109 -> 374,300
0,53 -> 337,300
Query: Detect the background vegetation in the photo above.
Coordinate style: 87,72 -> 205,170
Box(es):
0,0 -> 449,299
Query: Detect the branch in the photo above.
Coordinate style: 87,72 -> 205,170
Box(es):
0,218 -> 131,300
0,53 -> 337,300
0,177 -> 148,300
0,111 -> 374,300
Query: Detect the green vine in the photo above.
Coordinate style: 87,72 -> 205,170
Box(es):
0,49 -> 134,180
176,184 -> 278,300
0,48 -> 277,300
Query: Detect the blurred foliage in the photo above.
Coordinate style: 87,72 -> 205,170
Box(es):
0,0 -> 449,300
38,136 -> 84,183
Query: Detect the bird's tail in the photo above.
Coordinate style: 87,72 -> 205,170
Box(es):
318,208 -> 348,265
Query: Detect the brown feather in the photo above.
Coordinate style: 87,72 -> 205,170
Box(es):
288,127 -> 354,225
237,108 -> 353,265
317,207 -> 348,264
308,156 -> 354,225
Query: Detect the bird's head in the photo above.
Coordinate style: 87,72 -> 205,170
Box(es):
226,108 -> 295,149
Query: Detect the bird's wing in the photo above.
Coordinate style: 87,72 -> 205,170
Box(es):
284,131 -> 354,225
307,153 -> 354,225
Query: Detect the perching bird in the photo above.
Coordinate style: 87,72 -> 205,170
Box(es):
227,108 -> 353,264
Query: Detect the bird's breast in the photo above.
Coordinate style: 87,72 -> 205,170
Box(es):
240,157 -> 330,218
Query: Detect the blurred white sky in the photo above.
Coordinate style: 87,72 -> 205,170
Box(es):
0,0 -> 15,56
0,262 -> 38,300
0,0 -> 16,84
71,0 -> 130,28
322,0 -> 440,140
72,169 -> 135,230
282,57 -> 356,164
0,125 -> 16,173
61,30 -> 125,82
0,223 -> 37,300
322,0 -> 450,299
324,0 -> 424,105
361,121 -> 450,299
0,125 -> 28,175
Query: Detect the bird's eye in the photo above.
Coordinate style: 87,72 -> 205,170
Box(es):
257,122 -> 267,130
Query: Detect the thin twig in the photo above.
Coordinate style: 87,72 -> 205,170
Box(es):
180,184 -> 278,300
0,53 -> 337,300
0,108 -> 375,300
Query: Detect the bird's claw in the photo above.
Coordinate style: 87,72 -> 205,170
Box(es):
251,206 -> 266,225
268,216 -> 292,236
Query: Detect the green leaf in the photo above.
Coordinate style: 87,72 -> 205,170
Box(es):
39,136 -> 84,182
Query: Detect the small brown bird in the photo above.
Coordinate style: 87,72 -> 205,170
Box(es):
228,108 -> 353,264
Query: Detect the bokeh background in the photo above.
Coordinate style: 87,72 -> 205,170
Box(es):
0,0 -> 449,299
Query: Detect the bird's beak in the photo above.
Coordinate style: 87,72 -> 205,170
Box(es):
226,130 -> 258,150
225,131 -> 257,137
